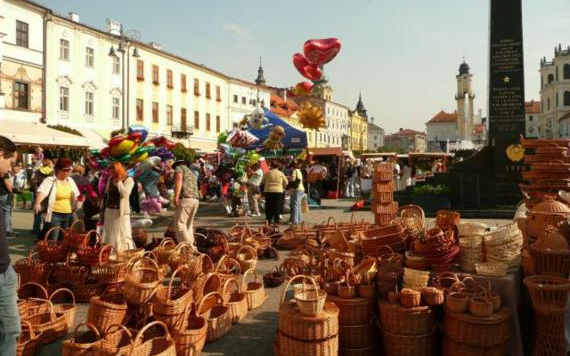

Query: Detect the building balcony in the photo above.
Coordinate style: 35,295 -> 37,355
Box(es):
171,124 -> 194,138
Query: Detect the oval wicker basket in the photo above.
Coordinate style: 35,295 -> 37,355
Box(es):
222,278 -> 248,324
442,307 -> 511,347
277,331 -> 338,356
242,269 -> 267,310
328,294 -> 374,325
381,327 -> 436,356
338,319 -> 375,349
378,300 -> 435,335
282,275 -> 326,317
279,300 -> 339,341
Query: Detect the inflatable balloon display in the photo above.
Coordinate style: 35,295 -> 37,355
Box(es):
263,125 -> 286,150
239,108 -> 272,130
292,53 -> 323,82
227,130 -> 259,148
303,38 -> 342,66
150,136 -> 176,150
291,82 -> 314,97
128,124 -> 149,143
298,101 -> 326,130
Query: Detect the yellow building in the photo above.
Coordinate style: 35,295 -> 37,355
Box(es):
349,110 -> 368,151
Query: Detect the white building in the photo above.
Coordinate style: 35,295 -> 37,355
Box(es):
324,101 -> 349,147
0,0 -> 46,122
367,117 -> 384,151
525,100 -> 540,139
539,44 -> 570,138
44,13 -> 121,145
227,75 -> 272,130
425,110 -> 458,152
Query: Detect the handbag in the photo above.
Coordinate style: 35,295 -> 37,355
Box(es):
40,181 -> 56,214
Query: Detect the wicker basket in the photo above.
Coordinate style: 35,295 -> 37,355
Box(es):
442,307 -> 511,347
87,288 -> 129,334
214,255 -> 241,288
197,292 -> 232,342
338,320 -> 374,349
25,299 -> 68,344
130,321 -> 176,356
76,231 -> 110,266
242,269 -> 267,310
382,327 -> 436,356
523,275 -> 570,314
277,331 -> 338,356
62,322 -> 100,356
421,287 -> 444,306
63,220 -> 88,249
116,240 -> 145,262
14,251 -> 50,285
49,288 -> 76,329
222,279 -> 248,324
17,320 -> 43,356
442,337 -> 508,356
235,245 -> 258,273
92,324 -> 133,356
123,256 -> 161,305
283,275 -> 326,317
167,242 -> 195,272
91,245 -> 128,284
154,239 -> 178,265
153,267 -> 193,330
529,244 -> 570,277
378,300 -> 435,335
279,300 -> 339,341
18,282 -> 49,315
38,227 -> 69,262
328,295 -> 374,325
52,254 -> 90,286
172,305 -> 207,356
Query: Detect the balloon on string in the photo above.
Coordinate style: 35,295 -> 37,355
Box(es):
150,136 -> 176,150
218,131 -> 229,144
109,136 -> 136,157
303,38 -> 342,66
152,146 -> 175,161
292,53 -> 322,82
134,156 -> 161,177
128,124 -> 149,143
291,82 -> 314,96
138,170 -> 161,198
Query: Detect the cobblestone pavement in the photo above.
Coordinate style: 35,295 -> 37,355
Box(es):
7,199 -> 510,356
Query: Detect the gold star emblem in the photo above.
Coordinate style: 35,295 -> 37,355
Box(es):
503,76 -> 511,83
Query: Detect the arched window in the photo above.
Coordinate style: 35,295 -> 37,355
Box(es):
564,91 -> 570,106
565,64 -> 570,80
548,74 -> 555,83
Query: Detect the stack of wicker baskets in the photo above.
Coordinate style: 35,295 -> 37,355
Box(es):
378,300 -> 436,356
328,294 -> 376,356
371,162 -> 398,226
276,276 -> 338,356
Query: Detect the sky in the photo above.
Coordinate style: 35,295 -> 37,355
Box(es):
40,0 -> 570,134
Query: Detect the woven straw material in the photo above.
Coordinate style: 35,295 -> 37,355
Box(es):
338,320 -> 374,349
49,288 -> 76,329
197,292 -> 232,342
442,307 -> 511,347
523,275 -> 570,314
222,279 -> 248,324
529,244 -> 570,277
381,328 -> 436,356
474,262 -> 509,277
282,276 -> 325,317
61,322 -> 100,356
533,312 -> 567,356
91,245 -> 128,284
123,257 -> 161,305
130,321 -> 176,356
38,227 -> 69,262
278,332 -> 338,356
279,301 -> 339,341
242,269 -> 267,310
378,301 -> 435,335
339,346 -> 376,356
457,222 -> 488,237
172,305 -> 207,356
402,268 -> 430,291
152,268 -> 193,320
153,239 -> 178,265
92,324 -> 133,356
17,320 -> 43,356
327,295 -> 374,325
86,290 -> 128,334
25,300 -> 68,344
14,252 -> 50,285
442,337 -> 508,356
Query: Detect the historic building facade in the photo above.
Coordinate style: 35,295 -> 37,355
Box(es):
0,0 -> 46,122
525,100 -> 540,139
384,128 -> 427,153
456,60 -> 475,141
367,118 -> 384,151
539,44 -> 570,138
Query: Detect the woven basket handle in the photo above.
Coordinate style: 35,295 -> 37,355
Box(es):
280,275 -> 319,304
167,267 -> 184,301
19,282 -> 49,299
98,244 -> 114,264
103,324 -> 133,342
70,219 -> 85,233
49,288 -> 76,306
29,298 -> 55,318
116,239 -> 136,251
82,230 -> 102,247
72,322 -> 100,341
133,321 -> 171,348
21,320 -> 36,340
158,238 -> 177,249
241,269 -> 259,290
173,242 -> 193,257
44,226 -> 65,241
326,216 -> 337,226
197,292 -> 224,314
129,256 -> 159,275
223,278 -> 240,296
214,255 -> 230,273
237,245 -> 258,260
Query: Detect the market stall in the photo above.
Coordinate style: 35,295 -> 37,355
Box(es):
308,147 -> 347,201
407,152 -> 452,182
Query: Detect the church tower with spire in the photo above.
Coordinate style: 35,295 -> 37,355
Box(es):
455,59 -> 475,141
255,57 -> 266,85
355,92 -> 368,119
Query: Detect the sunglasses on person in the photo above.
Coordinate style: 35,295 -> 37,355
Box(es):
61,168 -> 72,172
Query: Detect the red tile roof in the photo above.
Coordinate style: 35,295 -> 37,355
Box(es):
426,110 -> 458,124
270,95 -> 298,118
525,100 -> 541,114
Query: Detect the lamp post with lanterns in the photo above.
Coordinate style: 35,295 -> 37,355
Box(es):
108,23 -> 140,131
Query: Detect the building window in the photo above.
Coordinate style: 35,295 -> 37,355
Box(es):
59,39 -> 69,60
112,97 -> 120,120
136,99 -> 143,120
152,65 -> 159,84
181,108 -> 187,130
85,92 -> 94,116
565,91 -> 570,106
233,95 -> 238,103
59,86 -> 69,112
16,20 -> 28,47
216,86 -> 221,101
167,70 -> 173,88
181,74 -> 187,92
206,113 -> 211,131
216,115 -> 221,132
565,64 -> 570,80
194,78 -> 200,96
194,111 -> 200,129
85,47 -> 95,68
548,74 -> 555,83
152,102 -> 159,123
241,97 -> 246,105
166,105 -> 173,125
205,82 -> 211,99
137,60 -> 144,80
113,56 -> 120,74
252,99 -> 257,106
529,116 -> 533,122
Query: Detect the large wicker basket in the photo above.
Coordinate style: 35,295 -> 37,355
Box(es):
338,319 -> 374,349
197,292 -> 232,342
279,300 -> 339,341
152,267 -> 193,330
381,327 -> 436,356
242,269 -> 267,310
327,295 -> 374,325
87,288 -> 129,334
442,307 -> 511,347
172,304 -> 207,356
123,257 -> 161,305
378,300 -> 435,335
222,278 -> 248,324
61,322 -> 101,356
277,331 -> 338,356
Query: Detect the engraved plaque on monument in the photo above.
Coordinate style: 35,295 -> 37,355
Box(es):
488,0 -> 526,179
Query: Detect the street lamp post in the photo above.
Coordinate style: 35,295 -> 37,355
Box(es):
108,24 -> 140,131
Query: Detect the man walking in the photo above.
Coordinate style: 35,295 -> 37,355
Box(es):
0,135 -> 21,356
172,160 -> 199,247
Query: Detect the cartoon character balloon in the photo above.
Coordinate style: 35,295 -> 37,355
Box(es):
239,108 -> 272,130
263,125 -> 286,150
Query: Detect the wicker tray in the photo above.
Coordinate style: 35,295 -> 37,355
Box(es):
279,301 -> 339,341
442,307 -> 511,347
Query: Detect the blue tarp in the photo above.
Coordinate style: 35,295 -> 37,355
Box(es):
247,108 -> 308,150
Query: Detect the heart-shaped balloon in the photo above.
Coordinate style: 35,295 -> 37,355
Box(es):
293,53 -> 322,82
304,38 -> 341,66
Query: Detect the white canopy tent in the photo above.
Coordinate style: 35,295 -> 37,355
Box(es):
0,120 -> 88,148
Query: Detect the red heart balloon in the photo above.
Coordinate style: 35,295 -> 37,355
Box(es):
291,82 -> 314,96
292,53 -> 323,82
304,38 -> 341,66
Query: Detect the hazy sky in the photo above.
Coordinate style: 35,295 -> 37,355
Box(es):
41,0 -> 570,133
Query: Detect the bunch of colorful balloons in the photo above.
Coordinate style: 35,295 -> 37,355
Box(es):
291,38 -> 342,96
